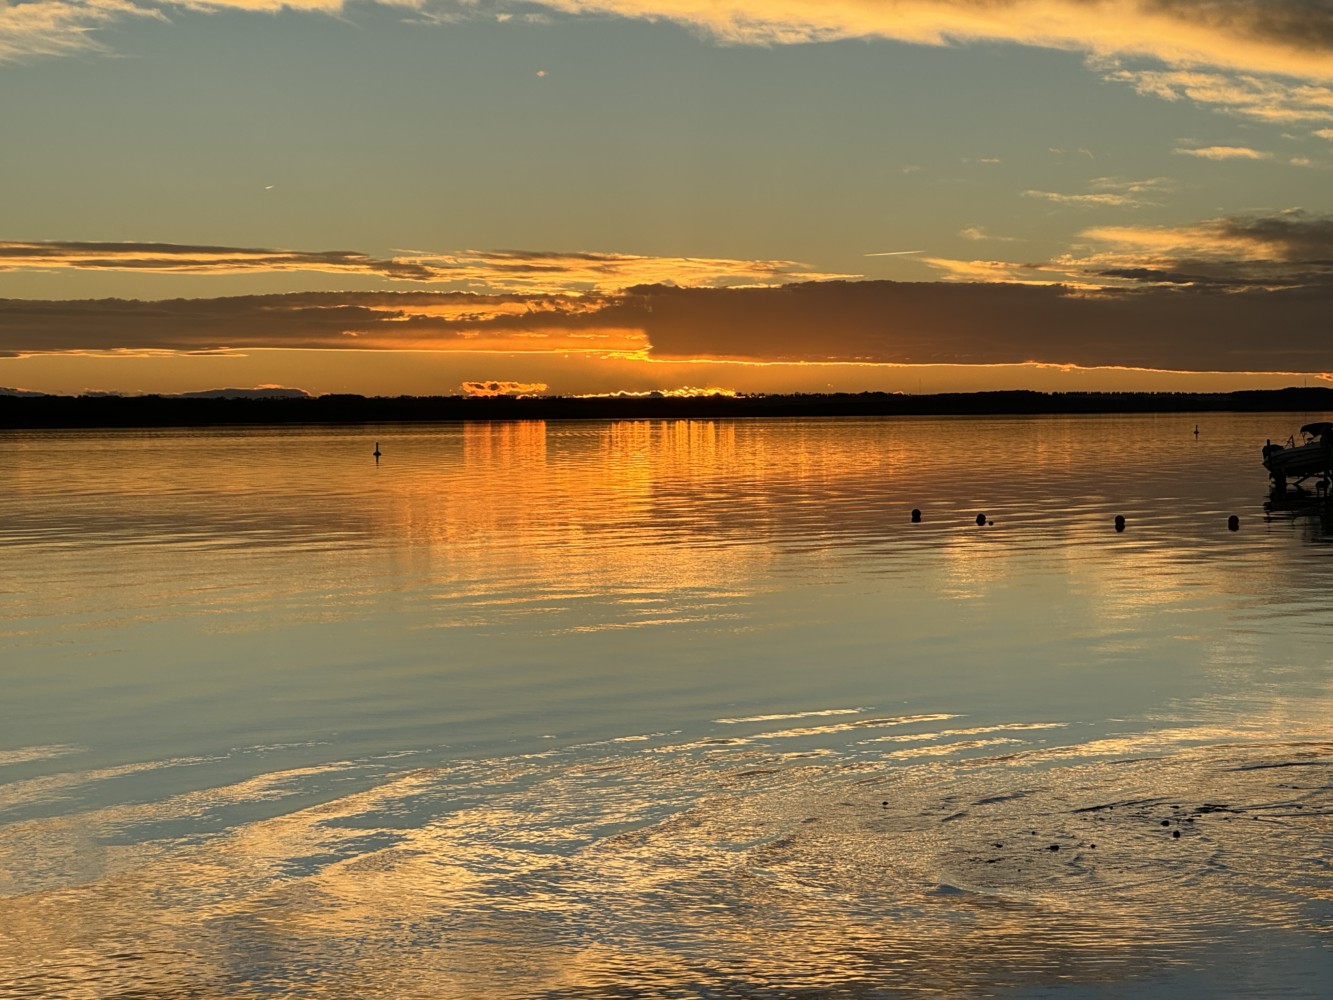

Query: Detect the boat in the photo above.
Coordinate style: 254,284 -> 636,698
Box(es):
1262,421 -> 1333,489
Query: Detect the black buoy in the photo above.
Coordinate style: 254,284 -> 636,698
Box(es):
1228,514 -> 1240,532
911,508 -> 922,522
976,513 -> 987,526
1114,514 -> 1126,532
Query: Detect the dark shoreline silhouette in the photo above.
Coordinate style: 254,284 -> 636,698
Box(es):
3,388 -> 1333,429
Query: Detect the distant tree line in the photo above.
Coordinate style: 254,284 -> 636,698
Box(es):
3,388 -> 1333,429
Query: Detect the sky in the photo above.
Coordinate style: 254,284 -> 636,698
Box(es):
1,0 -> 1332,397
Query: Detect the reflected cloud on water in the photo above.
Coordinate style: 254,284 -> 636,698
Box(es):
0,731 -> 1328,998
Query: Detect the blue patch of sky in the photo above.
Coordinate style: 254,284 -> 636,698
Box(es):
0,6 -> 1324,299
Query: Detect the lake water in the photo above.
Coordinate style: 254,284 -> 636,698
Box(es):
1,413 -> 1330,998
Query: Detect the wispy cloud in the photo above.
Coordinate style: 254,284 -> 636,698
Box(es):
1084,212 -> 1333,264
520,1 -> 1333,80
1024,191 -> 1143,207
960,227 -> 1021,242
926,210 -> 1333,291
1023,176 -> 1174,207
1067,210 -> 1333,288
1102,66 -> 1333,128
0,241 -> 850,292
921,258 -> 1061,285
404,249 -> 853,291
0,241 -> 437,280
0,0 -> 364,61
1173,144 -> 1273,160
0,0 -> 162,61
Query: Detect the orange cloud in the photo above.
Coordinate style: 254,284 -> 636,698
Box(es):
527,1 -> 1333,81
8,1 -> 1332,128
927,212 -> 1333,290
395,248 -> 853,291
0,291 -> 654,356
575,386 -> 739,398
2,213 -> 1331,376
921,257 -> 1072,286
1082,212 -> 1333,263
0,241 -> 849,293
460,380 -> 549,396
0,0 -> 164,61
516,1 -> 1333,138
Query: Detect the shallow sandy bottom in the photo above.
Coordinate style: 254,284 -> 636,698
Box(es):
1,739 -> 1329,998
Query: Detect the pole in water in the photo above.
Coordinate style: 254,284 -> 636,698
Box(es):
373,442 -> 382,462
1194,424 -> 1199,438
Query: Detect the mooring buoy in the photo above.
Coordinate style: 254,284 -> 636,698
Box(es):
976,513 -> 987,526
911,508 -> 922,523
1114,515 -> 1126,532
1228,514 -> 1240,531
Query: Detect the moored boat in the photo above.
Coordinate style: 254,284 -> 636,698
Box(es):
1262,421 -> 1333,489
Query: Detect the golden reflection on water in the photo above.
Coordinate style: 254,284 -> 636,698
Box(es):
0,734 -> 1328,999
0,415 -> 1310,650
4,415 -> 1333,996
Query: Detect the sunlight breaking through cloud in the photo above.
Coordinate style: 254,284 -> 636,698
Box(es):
460,379 -> 549,396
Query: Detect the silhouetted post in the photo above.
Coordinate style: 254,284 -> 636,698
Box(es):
373,442 -> 382,463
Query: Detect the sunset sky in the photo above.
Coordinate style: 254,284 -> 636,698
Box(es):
2,0 -> 1331,397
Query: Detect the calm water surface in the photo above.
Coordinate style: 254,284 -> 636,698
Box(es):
1,414 -> 1329,997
